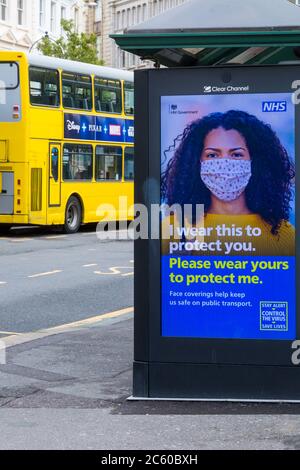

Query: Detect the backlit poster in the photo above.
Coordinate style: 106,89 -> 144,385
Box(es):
161,92 -> 296,340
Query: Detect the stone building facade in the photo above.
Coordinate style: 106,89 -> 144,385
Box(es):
99,0 -> 188,69
0,0 -> 91,52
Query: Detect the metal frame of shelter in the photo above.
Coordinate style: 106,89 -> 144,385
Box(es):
111,0 -> 300,400
111,0 -> 300,67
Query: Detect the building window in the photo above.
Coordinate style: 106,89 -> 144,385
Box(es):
17,0 -> 25,26
39,0 -> 44,26
137,5 -> 141,23
116,11 -> 120,30
120,50 -> 125,68
74,7 -> 79,31
61,6 -> 66,32
126,8 -> 130,27
0,0 -> 7,21
142,3 -> 147,21
50,1 -> 56,33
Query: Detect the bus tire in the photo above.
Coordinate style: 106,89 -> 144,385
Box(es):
0,224 -> 11,234
64,196 -> 82,234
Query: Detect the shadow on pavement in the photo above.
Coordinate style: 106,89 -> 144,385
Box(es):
115,400 -> 300,416
1,316 -> 300,416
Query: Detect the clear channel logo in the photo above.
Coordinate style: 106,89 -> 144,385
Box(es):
203,84 -> 250,93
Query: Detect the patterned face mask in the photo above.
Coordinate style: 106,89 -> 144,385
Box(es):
200,158 -> 252,202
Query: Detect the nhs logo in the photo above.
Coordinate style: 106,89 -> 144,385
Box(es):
262,101 -> 287,112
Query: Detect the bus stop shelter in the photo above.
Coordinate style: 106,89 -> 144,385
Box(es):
112,0 -> 300,67
112,0 -> 300,400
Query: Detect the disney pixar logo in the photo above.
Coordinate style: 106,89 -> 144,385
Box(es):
66,120 -> 80,133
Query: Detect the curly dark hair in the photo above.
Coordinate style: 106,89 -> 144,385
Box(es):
161,110 -> 295,235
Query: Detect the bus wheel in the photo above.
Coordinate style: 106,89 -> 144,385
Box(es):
64,196 -> 82,234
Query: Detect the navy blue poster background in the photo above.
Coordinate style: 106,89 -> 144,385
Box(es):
162,255 -> 295,340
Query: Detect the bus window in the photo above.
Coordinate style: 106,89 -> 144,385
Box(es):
29,67 -> 59,107
0,62 -> 20,122
94,78 -> 122,114
124,147 -> 134,180
124,82 -> 134,115
0,62 -> 19,89
96,146 -> 122,181
51,147 -> 59,182
63,144 -> 93,181
62,72 -> 92,111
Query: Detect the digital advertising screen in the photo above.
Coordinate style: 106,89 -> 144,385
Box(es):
161,91 -> 296,340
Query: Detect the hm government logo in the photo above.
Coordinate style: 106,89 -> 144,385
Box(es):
169,104 -> 198,116
203,84 -> 250,93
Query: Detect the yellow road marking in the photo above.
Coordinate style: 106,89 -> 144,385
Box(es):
2,306 -> 133,348
28,270 -> 62,278
46,306 -> 133,332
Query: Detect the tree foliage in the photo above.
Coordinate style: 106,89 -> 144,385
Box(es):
37,20 -> 103,65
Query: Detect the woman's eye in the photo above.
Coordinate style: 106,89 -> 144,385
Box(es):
206,153 -> 218,159
231,153 -> 244,158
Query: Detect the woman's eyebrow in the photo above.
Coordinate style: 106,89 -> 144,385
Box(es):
203,146 -> 246,152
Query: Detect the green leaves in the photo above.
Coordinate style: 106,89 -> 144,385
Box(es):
37,20 -> 104,66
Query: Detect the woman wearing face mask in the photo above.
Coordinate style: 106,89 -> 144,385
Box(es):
161,109 -> 295,256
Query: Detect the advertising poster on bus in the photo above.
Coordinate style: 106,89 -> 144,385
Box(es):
161,92 -> 296,340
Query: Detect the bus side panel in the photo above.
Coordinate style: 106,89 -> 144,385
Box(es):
29,108 -> 62,140
28,108 -> 63,226
28,139 -> 47,225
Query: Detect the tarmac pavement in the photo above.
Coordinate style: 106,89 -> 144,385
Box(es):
1,312 -> 300,449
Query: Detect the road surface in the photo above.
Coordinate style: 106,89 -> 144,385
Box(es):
0,226 -> 133,334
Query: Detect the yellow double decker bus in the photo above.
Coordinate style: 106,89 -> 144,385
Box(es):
0,51 -> 134,233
